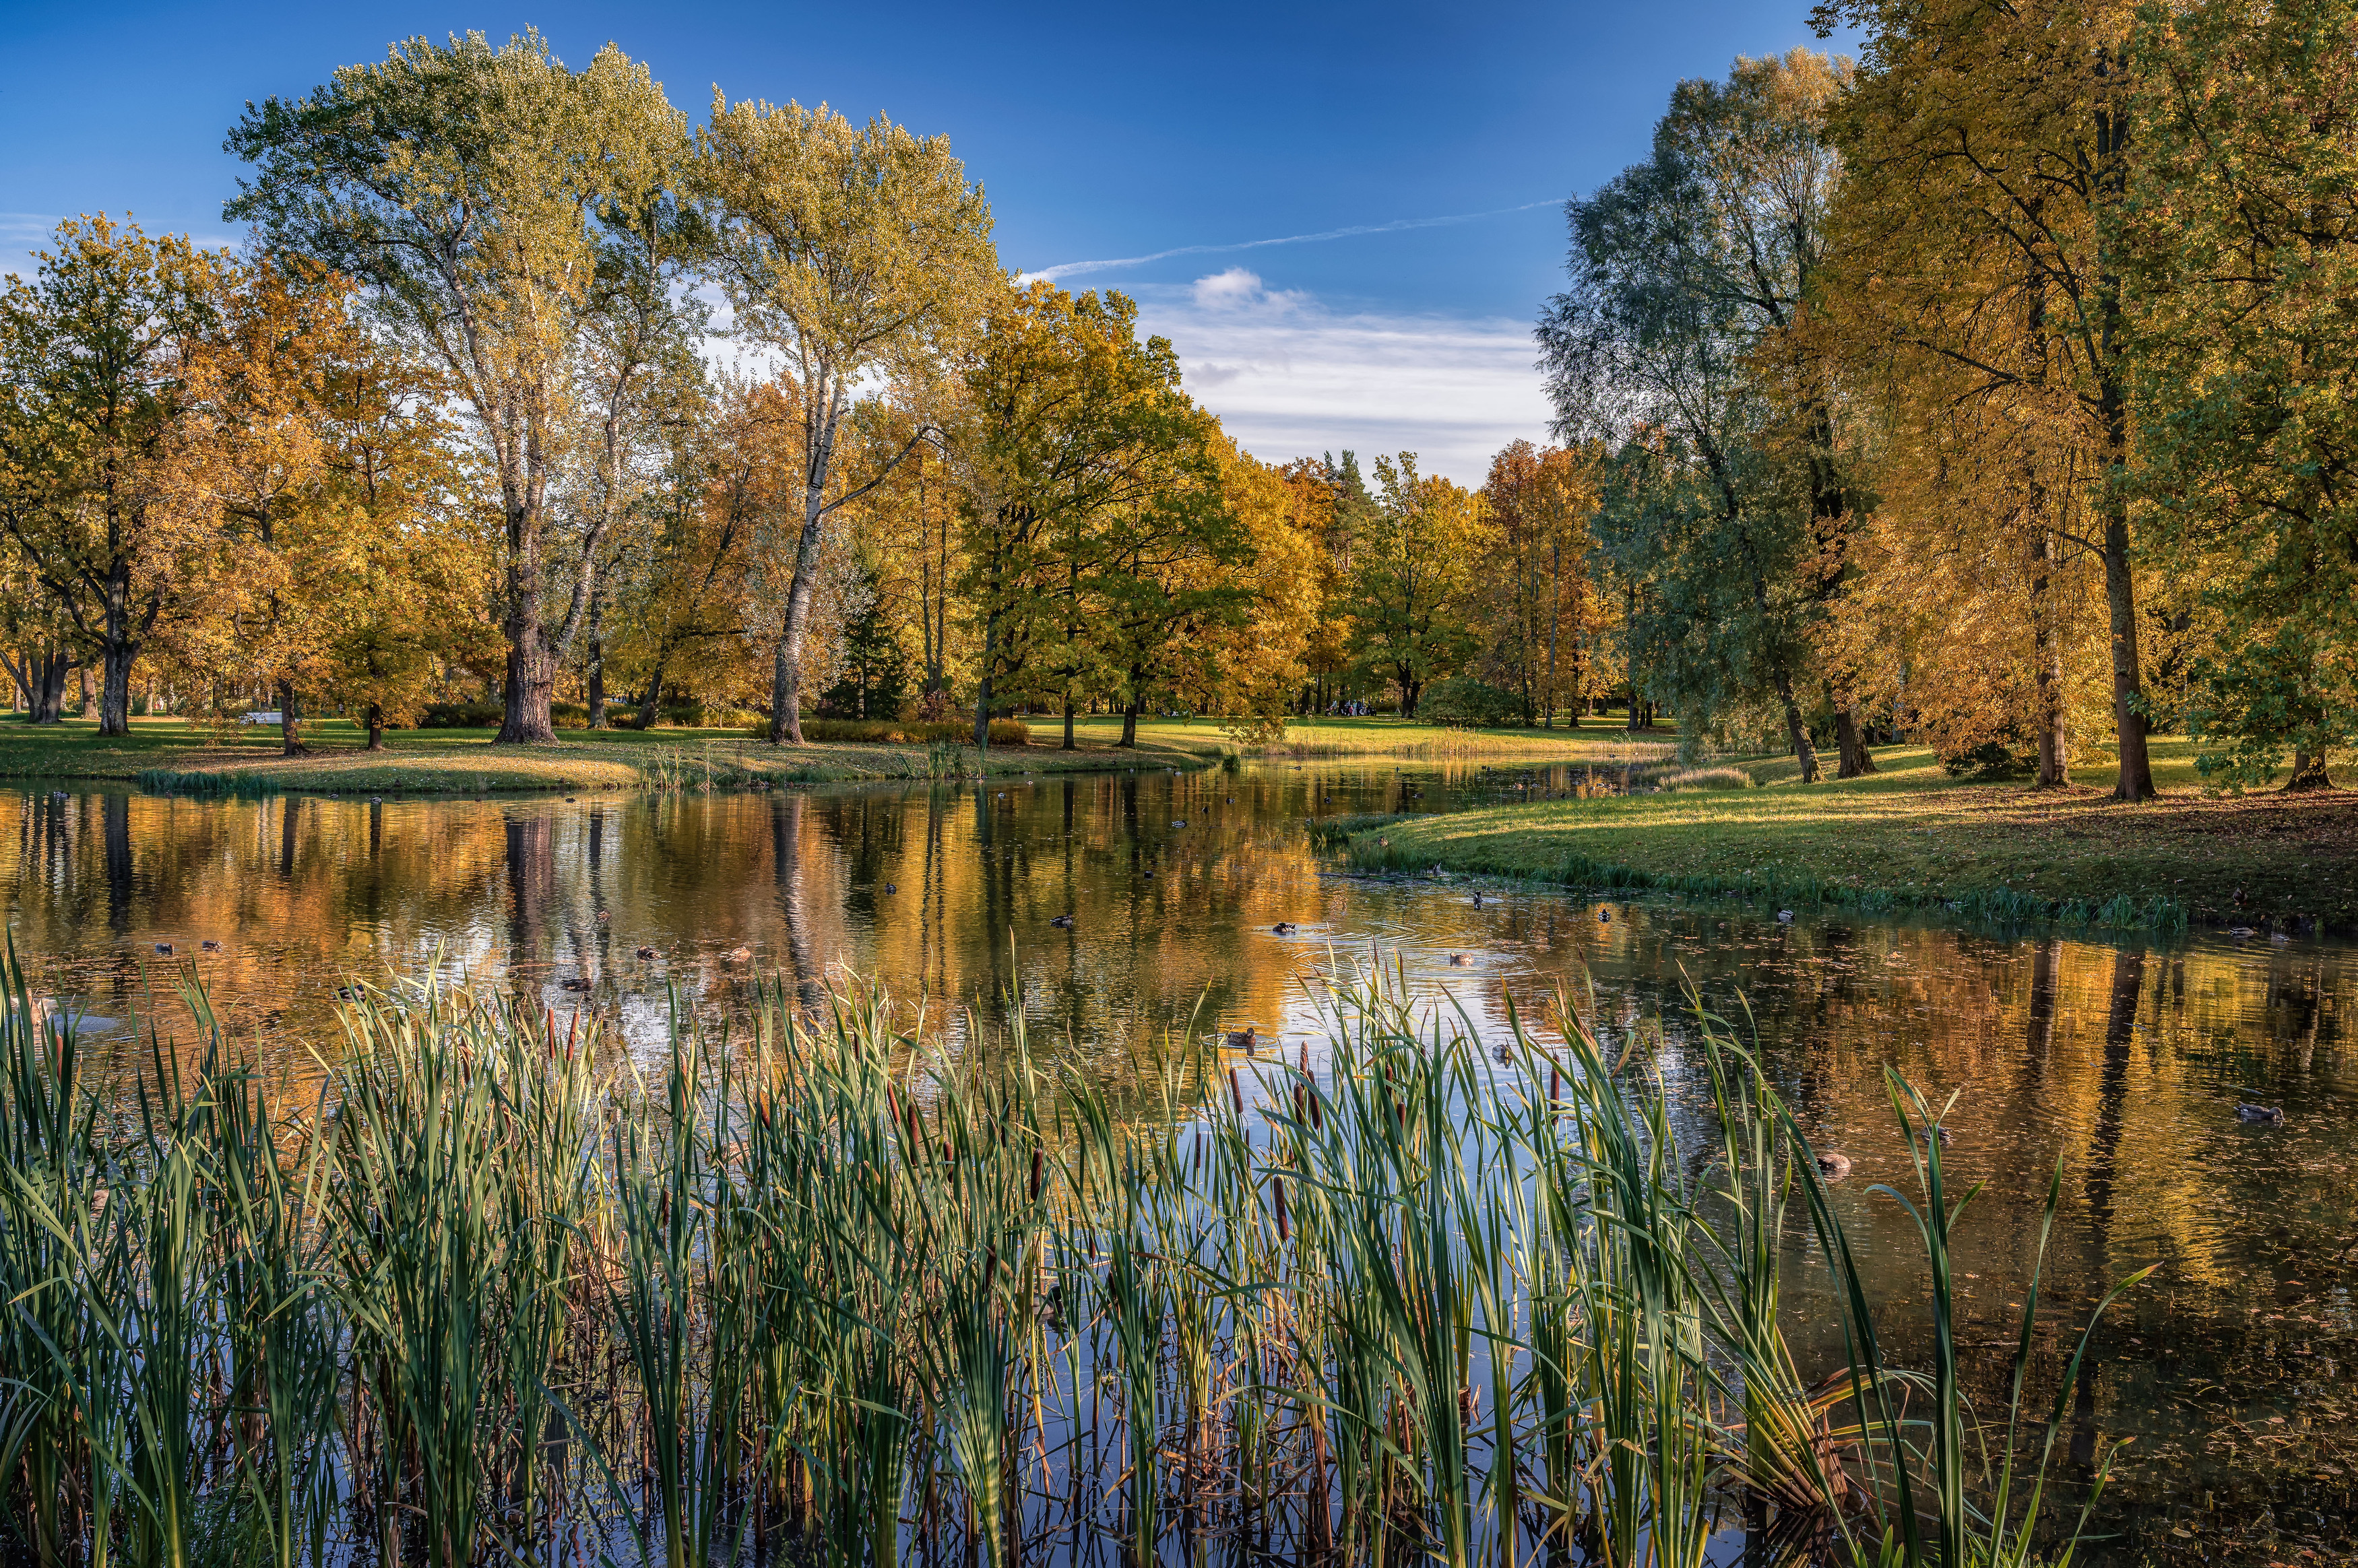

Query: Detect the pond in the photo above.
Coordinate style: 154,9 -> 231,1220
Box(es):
0,762 -> 2350,1565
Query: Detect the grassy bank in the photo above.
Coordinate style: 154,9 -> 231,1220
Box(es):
1069,712 -> 1682,762
0,714 -> 1219,793
1320,739 -> 2356,932
0,952 -> 2127,1567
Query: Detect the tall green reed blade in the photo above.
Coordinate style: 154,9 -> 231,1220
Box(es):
327,986 -> 507,1568
0,936 -> 110,1568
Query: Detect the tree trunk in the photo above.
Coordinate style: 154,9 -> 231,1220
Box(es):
2099,515 -> 2155,801
973,612 -> 996,753
34,650 -> 69,724
1120,696 -> 1139,748
276,680 -> 307,756
585,598 -> 608,730
495,482 -> 558,742
1774,667 -> 1820,782
366,703 -> 386,752
98,645 -> 133,737
637,665 -> 666,731
1832,692 -> 1876,779
2285,750 -> 2334,791
499,634 -> 556,744
2032,529 -> 2070,788
1062,692 -> 1077,751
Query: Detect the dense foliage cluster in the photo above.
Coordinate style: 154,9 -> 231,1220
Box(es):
1549,2 -> 2358,793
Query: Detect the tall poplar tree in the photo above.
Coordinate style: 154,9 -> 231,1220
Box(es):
226,30 -> 692,744
697,97 -> 996,744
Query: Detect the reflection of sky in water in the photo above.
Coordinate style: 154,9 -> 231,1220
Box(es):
0,765 -> 2353,1561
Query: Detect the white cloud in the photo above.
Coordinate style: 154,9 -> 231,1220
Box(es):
1138,272 -> 1550,484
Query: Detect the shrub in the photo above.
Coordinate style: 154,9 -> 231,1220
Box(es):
420,702 -> 505,729
1939,738 -> 2035,781
1419,677 -> 1526,729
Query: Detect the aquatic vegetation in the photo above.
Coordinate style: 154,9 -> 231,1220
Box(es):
0,943 -> 2142,1566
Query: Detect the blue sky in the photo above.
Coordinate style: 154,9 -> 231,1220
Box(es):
0,0 -> 1843,480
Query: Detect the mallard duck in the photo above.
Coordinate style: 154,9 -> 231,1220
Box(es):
1776,910 -> 1795,923
635,945 -> 658,960
2238,1103 -> 2285,1124
885,882 -> 897,894
1816,1150 -> 1852,1179
1471,891 -> 1484,907
1599,909 -> 1612,923
153,942 -> 174,956
201,940 -> 223,953
1447,953 -> 1473,967
561,977 -> 594,993
1273,921 -> 1298,936
724,946 -> 753,965
1172,819 -> 1186,828
1050,914 -> 1074,929
1224,1026 -> 1259,1050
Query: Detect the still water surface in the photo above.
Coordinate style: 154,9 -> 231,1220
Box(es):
1,762 -> 2351,1563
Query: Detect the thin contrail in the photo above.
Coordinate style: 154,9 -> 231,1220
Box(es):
1024,198 -> 1566,283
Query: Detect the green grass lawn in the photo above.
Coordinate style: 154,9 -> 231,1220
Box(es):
0,713 -> 1223,792
1065,713 -> 1680,761
1330,738 -> 2357,932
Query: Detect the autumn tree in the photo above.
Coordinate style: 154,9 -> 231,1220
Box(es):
1815,0 -> 2159,799
226,30 -> 694,744
1345,454 -> 1489,719
951,284 -> 1203,750
1203,440 -> 1323,737
697,96 -> 996,744
0,217 -> 228,735
1479,440 -> 1603,725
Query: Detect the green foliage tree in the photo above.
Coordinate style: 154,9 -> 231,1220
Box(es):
697,96 -> 996,744
1344,454 -> 1488,719
2128,0 -> 2358,787
1541,53 -> 1852,775
225,30 -> 693,744
951,284 -> 1204,750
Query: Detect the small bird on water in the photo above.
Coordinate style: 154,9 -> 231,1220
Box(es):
1472,891 -> 1484,907
724,946 -> 752,965
885,882 -> 897,894
201,940 -> 223,953
1224,1026 -> 1259,1050
1816,1150 -> 1852,1179
2238,1103 -> 2285,1124
153,942 -> 174,956
1273,921 -> 1298,935
1050,914 -> 1074,929
636,945 -> 658,960
1447,953 -> 1472,967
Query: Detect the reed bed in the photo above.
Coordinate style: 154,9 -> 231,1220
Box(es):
0,947 -> 2141,1567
